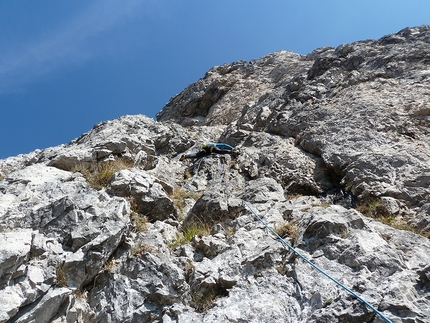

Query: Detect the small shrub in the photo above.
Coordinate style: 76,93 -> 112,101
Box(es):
343,181 -> 354,191
182,224 -> 210,241
320,200 -> 332,208
184,259 -> 195,280
377,215 -> 396,226
71,163 -> 89,176
389,220 -> 429,238
275,263 -> 286,275
356,196 -> 406,231
171,187 -> 201,203
223,224 -> 236,238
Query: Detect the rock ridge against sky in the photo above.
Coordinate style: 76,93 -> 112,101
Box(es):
1,26 -> 430,323
1,1 -> 429,159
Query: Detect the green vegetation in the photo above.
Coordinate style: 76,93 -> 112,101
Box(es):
356,196 -> 389,218
73,158 -> 133,189
382,218 -> 430,239
391,221 -> 421,233
357,196 -> 401,230
320,199 -> 333,208
324,298 -> 334,307
169,223 -> 210,248
356,196 -> 430,239
170,187 -> 202,218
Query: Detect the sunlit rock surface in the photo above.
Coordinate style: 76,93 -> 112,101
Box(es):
1,26 -> 430,323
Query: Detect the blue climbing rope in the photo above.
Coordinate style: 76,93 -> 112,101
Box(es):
242,200 -> 393,323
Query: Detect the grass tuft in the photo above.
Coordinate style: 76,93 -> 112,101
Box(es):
169,187 -> 202,219
169,223 -> 210,248
131,243 -> 159,257
274,221 -> 299,245
130,211 -> 148,232
72,158 -> 133,189
356,196 -> 430,239
102,258 -> 117,272
356,196 -> 389,218
191,286 -> 229,313
56,263 -> 67,287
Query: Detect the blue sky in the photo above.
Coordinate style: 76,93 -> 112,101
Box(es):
1,0 -> 429,159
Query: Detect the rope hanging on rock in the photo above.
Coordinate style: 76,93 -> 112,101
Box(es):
242,200 -> 393,323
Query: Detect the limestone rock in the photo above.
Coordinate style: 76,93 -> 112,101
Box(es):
184,189 -> 243,227
2,25 -> 430,323
157,51 -> 311,127
0,229 -> 32,289
11,287 -> 71,323
240,177 -> 285,203
107,169 -> 177,221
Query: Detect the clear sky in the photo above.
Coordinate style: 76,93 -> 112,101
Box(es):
1,0 -> 429,159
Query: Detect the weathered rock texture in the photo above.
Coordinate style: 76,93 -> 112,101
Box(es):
1,26 -> 430,323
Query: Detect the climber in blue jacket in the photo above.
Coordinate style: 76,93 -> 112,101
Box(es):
180,142 -> 237,160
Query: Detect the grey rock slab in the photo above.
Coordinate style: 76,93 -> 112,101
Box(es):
107,168 -> 177,221
0,229 -> 32,288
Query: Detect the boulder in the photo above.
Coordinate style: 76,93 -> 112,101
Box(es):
183,189 -> 243,227
107,169 -> 177,221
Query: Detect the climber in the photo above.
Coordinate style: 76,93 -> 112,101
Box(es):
179,142 -> 237,160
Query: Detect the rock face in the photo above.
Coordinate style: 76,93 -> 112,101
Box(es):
1,26 -> 430,322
